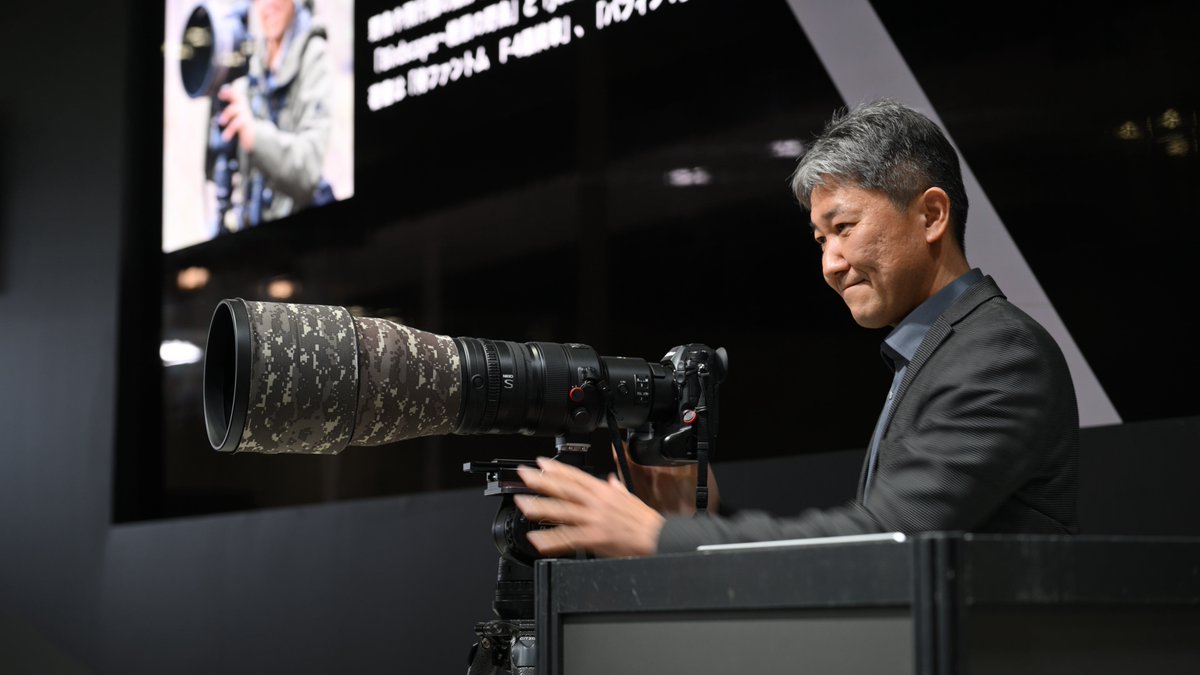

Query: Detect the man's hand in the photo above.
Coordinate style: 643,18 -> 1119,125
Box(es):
217,84 -> 256,153
615,444 -> 720,516
514,456 -> 665,558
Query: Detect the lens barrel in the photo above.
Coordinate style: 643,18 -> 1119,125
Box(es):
202,300 -> 675,455
453,338 -> 669,438
180,1 -> 252,99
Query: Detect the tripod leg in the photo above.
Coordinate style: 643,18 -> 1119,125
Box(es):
467,633 -> 504,675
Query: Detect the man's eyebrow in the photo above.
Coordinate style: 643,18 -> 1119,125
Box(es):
810,206 -> 841,232
818,206 -> 841,223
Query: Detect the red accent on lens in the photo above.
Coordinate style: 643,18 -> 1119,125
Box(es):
569,386 -> 586,403
683,410 -> 697,425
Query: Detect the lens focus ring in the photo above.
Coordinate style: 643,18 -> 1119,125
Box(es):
481,340 -> 502,431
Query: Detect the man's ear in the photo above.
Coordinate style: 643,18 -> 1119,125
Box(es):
920,187 -> 952,244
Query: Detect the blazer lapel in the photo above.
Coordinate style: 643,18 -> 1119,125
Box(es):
856,276 -> 1006,500
884,276 -> 1005,434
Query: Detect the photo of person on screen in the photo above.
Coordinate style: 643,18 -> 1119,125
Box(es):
211,0 -> 334,231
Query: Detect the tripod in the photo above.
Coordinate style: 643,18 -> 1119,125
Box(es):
464,436 -> 590,675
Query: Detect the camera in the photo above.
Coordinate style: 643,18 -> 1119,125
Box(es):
179,1 -> 253,99
202,298 -> 727,675
178,1 -> 253,234
203,298 -> 726,465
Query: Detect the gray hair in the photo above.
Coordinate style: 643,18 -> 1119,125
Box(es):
791,99 -> 968,252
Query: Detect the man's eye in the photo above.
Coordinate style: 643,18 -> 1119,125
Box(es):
814,237 -> 826,250
835,223 -> 852,234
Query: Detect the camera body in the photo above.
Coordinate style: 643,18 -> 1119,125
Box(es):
452,336 -> 726,465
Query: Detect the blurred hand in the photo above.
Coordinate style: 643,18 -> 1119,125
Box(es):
614,443 -> 720,516
514,457 -> 664,558
217,85 -> 256,153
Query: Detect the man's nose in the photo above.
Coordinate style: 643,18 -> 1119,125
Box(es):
822,240 -> 848,279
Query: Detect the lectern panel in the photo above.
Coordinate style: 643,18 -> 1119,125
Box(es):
563,609 -> 912,675
966,606 -> 1200,675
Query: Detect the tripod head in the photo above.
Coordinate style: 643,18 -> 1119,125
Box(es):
462,440 -> 591,675
464,439 -> 589,569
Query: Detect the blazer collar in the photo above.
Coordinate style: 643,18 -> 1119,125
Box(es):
878,275 -> 1005,446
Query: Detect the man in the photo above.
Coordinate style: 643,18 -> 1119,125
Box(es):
515,99 -> 1079,557
214,0 -> 333,227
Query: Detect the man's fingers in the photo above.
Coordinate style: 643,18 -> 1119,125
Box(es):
219,105 -> 248,139
525,525 -> 586,556
515,463 -> 561,498
534,455 -> 591,482
220,116 -> 244,142
218,98 -> 248,130
513,494 -> 587,525
514,457 -> 663,558
517,459 -> 600,502
608,473 -> 629,494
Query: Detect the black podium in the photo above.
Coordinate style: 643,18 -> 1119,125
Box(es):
534,533 -> 1200,674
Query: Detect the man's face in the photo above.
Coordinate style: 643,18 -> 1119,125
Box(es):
256,0 -> 295,42
809,181 -> 934,329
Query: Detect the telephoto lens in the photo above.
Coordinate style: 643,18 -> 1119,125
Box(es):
203,299 -> 463,454
179,1 -> 253,99
202,299 -> 701,457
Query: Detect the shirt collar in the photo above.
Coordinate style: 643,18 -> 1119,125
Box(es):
881,268 -> 983,371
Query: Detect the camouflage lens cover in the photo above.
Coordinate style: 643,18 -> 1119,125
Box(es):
349,317 -> 462,446
237,300 -> 360,454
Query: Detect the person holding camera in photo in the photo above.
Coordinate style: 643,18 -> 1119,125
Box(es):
213,0 -> 334,228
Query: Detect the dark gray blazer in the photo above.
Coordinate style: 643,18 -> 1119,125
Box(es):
657,276 -> 1079,553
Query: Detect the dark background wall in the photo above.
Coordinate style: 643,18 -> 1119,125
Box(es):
1,1 -> 1197,674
